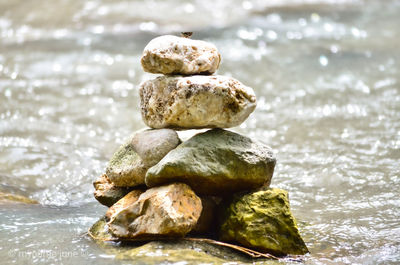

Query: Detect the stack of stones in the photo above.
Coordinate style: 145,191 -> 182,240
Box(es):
91,35 -> 308,256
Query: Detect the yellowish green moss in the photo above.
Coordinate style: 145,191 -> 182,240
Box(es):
219,188 -> 309,256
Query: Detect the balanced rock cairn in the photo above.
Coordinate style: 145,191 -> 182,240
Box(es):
91,35 -> 308,256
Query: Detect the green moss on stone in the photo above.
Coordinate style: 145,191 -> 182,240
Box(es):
106,141 -> 144,187
108,141 -> 139,170
219,188 -> 309,256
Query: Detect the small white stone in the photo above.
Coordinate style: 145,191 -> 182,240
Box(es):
139,75 -> 257,129
141,35 -> 221,75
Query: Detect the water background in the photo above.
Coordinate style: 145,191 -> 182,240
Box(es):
1,0 -> 399,264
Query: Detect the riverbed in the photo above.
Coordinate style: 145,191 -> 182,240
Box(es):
0,0 -> 399,264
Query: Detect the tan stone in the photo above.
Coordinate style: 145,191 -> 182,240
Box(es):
141,35 -> 221,75
108,183 -> 202,239
105,190 -> 143,221
140,75 -> 257,129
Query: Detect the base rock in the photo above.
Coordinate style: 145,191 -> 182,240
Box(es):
218,188 -> 309,256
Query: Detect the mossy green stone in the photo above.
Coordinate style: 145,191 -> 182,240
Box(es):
219,188 -> 309,256
145,129 -> 276,195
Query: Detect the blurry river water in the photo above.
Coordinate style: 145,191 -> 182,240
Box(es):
0,0 -> 399,264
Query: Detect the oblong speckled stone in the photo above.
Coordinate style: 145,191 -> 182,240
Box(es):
139,75 -> 257,129
141,35 -> 221,75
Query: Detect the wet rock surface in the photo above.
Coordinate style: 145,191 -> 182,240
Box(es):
139,75 -> 256,129
141,35 -> 221,75
145,129 -> 276,195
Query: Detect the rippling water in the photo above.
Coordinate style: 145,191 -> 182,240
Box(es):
1,0 -> 399,264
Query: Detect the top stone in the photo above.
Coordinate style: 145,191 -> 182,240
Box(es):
141,35 -> 221,75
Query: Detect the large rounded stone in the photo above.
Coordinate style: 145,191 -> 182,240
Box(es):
141,35 -> 221,75
145,129 -> 276,195
108,183 -> 202,240
93,174 -> 132,207
219,188 -> 309,256
140,76 -> 257,129
106,129 -> 181,187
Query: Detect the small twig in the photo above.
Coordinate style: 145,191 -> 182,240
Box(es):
185,237 -> 279,260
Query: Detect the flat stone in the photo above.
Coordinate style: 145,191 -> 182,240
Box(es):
140,75 -> 256,129
145,129 -> 276,195
141,35 -> 221,75
218,188 -> 309,256
106,129 -> 180,187
105,190 -> 143,221
108,183 -> 202,240
93,174 -> 132,207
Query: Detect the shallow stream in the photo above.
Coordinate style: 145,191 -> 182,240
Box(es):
0,0 -> 399,264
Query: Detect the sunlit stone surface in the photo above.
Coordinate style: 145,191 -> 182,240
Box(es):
105,189 -> 143,221
141,35 -> 221,75
140,75 -> 257,129
108,183 -> 202,239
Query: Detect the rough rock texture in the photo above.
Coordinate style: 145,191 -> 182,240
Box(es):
141,35 -> 221,75
105,190 -> 143,221
106,129 -> 180,187
140,75 -> 257,129
146,129 -> 276,195
93,174 -> 132,207
108,183 -> 202,239
219,188 -> 309,256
